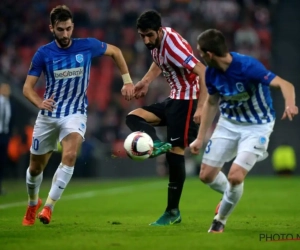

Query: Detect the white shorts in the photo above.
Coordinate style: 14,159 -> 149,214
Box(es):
202,117 -> 275,167
30,113 -> 87,155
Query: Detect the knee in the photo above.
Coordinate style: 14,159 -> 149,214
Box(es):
199,170 -> 214,183
227,173 -> 244,186
29,163 -> 44,176
62,150 -> 77,166
199,164 -> 218,183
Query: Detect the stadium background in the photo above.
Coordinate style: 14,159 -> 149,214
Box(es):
0,0 -> 299,179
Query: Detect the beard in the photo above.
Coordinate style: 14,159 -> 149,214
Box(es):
53,32 -> 71,48
145,36 -> 160,50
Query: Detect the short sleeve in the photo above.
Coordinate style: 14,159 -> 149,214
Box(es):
28,50 -> 44,77
88,38 -> 107,58
245,57 -> 276,85
165,34 -> 199,70
205,68 -> 217,95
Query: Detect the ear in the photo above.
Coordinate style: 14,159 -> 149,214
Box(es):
206,51 -> 213,59
49,24 -> 53,33
158,27 -> 163,35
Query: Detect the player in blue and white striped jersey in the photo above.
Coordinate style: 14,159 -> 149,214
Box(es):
22,5 -> 134,226
189,29 -> 298,233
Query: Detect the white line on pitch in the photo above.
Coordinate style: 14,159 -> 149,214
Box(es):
0,181 -> 165,210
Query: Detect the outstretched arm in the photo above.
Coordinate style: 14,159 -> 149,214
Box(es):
270,76 -> 298,120
104,44 -> 134,100
134,62 -> 162,99
141,62 -> 162,85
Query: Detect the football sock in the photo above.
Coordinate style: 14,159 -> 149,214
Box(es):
215,182 -> 244,224
165,153 -> 186,212
46,163 -> 74,211
126,114 -> 160,141
26,167 -> 43,206
206,171 -> 228,194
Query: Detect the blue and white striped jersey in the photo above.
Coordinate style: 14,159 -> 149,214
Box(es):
205,52 -> 276,124
28,38 -> 107,118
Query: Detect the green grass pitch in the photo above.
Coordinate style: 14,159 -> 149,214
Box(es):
0,176 -> 299,250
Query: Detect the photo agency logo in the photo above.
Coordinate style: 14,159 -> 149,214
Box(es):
259,233 -> 300,242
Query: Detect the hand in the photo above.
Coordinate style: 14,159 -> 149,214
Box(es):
39,94 -> 56,112
281,105 -> 298,121
189,138 -> 203,155
193,107 -> 202,124
121,83 -> 135,101
134,80 -> 149,99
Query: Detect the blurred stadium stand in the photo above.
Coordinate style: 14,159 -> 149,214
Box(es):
0,0 -> 299,178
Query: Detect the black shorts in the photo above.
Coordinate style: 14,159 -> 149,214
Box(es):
142,97 -> 199,147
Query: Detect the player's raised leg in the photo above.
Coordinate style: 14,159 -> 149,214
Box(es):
22,152 -> 52,226
126,107 -> 172,158
38,132 -> 82,224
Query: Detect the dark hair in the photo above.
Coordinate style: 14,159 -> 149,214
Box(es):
50,5 -> 73,26
136,10 -> 162,31
197,29 -> 228,57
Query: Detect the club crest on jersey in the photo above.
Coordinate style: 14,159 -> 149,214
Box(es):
236,82 -> 245,92
76,54 -> 84,63
259,136 -> 267,145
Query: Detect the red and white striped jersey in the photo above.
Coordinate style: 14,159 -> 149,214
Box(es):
151,27 -> 200,100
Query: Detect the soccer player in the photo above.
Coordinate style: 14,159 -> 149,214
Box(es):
190,29 -> 298,233
22,5 -> 134,226
125,10 -> 207,225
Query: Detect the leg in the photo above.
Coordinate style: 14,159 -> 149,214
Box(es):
126,102 -> 172,157
149,147 -> 185,226
215,152 -> 258,226
199,163 -> 227,194
22,115 -> 58,226
22,152 -> 52,226
150,99 -> 197,225
126,108 -> 162,141
0,140 -> 8,194
38,113 -> 86,224
38,132 -> 82,224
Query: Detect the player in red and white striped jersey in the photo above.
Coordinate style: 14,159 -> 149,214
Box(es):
126,10 -> 207,226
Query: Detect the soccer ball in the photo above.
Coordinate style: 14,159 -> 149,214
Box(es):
124,132 -> 153,161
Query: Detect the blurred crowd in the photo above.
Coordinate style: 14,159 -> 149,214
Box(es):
0,0 -> 276,164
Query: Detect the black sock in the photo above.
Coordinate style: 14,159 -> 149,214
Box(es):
125,114 -> 160,141
165,152 -> 186,212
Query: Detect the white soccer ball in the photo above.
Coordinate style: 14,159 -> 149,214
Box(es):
124,131 -> 154,161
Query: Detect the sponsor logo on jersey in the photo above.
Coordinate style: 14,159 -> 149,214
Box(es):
54,67 -> 84,79
76,54 -> 84,63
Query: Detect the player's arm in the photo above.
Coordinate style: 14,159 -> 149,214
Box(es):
23,75 -> 55,112
104,44 -> 134,100
246,57 -> 298,121
270,76 -> 298,120
141,62 -> 162,85
196,93 -> 219,141
190,93 -> 219,154
134,62 -> 162,99
192,62 -> 208,108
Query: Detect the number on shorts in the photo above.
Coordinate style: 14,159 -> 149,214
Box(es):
32,137 -> 39,150
205,140 -> 212,154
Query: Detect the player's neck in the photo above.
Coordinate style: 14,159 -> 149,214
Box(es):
158,30 -> 164,49
55,39 -> 73,49
216,53 -> 232,72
